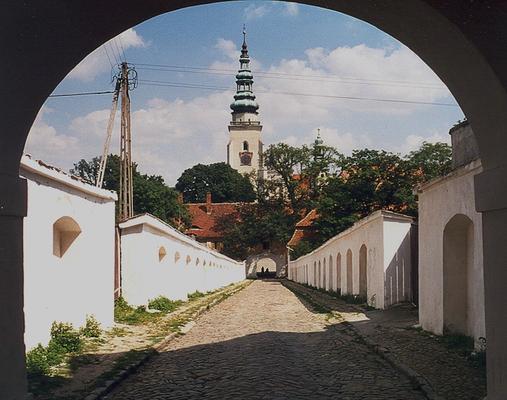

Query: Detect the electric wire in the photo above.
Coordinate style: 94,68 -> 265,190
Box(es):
103,45 -> 114,68
137,79 -> 459,107
136,66 -> 446,90
133,62 -> 445,88
48,90 -> 115,98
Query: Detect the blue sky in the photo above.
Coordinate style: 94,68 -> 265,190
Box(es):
26,1 -> 464,185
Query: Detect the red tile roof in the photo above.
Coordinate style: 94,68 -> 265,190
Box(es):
288,209 -> 318,247
185,202 -> 242,240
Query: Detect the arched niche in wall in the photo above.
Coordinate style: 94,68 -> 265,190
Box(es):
328,255 -> 333,291
346,249 -> 353,294
159,246 -> 167,262
195,257 -> 200,266
443,214 -> 474,336
174,251 -> 181,263
53,216 -> 81,258
186,255 -> 192,265
359,245 -> 367,297
336,253 -> 342,294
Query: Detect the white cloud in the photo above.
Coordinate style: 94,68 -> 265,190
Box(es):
244,3 -> 271,20
25,107 -> 81,166
215,39 -> 238,61
284,3 -> 299,16
394,132 -> 451,155
68,28 -> 146,82
281,127 -> 373,155
29,41 -> 460,186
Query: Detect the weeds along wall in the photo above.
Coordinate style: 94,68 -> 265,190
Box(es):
21,155 -> 117,350
288,210 -> 415,309
118,214 -> 245,306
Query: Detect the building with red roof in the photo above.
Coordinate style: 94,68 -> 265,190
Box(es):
185,192 -> 242,251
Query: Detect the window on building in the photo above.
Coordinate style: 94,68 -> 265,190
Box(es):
53,216 -> 81,258
243,141 -> 249,151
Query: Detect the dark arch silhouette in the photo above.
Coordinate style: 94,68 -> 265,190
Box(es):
3,2 -> 507,398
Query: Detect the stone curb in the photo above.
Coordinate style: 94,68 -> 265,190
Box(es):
281,280 -> 445,400
82,282 -> 250,400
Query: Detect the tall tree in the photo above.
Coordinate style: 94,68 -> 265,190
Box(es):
406,141 -> 452,183
263,141 -> 341,213
71,155 -> 189,227
175,162 -> 256,203
218,199 -> 298,260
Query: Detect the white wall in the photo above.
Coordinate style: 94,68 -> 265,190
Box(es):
288,210 -> 413,309
119,214 -> 245,306
418,160 -> 485,343
21,156 -> 116,349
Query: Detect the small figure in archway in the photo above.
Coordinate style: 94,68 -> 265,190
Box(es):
261,267 -> 265,274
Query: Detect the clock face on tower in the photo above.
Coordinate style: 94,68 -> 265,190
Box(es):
239,151 -> 253,166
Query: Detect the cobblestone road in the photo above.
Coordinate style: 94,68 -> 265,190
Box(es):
105,280 -> 426,400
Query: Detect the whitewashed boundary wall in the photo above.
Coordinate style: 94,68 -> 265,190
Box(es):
418,160 -> 485,344
288,210 -> 415,309
21,155 -> 117,349
119,214 -> 245,306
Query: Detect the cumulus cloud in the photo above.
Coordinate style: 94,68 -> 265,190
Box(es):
28,41 -> 460,185
394,132 -> 451,155
68,28 -> 146,82
24,107 -> 81,166
215,39 -> 239,61
284,3 -> 299,16
244,3 -> 270,20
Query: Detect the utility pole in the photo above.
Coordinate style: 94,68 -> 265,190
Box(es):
96,62 -> 137,221
119,62 -> 134,220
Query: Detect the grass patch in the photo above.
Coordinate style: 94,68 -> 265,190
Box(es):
114,297 -> 160,325
148,296 -> 183,313
187,290 -> 206,300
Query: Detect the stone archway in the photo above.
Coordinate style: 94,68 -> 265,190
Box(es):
3,2 -> 507,398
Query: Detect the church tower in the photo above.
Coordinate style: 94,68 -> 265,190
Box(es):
227,27 -> 264,179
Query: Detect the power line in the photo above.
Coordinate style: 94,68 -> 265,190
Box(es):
103,45 -> 113,68
133,62 -> 445,88
137,79 -> 459,107
117,36 -> 127,62
48,90 -> 114,98
136,66 -> 446,91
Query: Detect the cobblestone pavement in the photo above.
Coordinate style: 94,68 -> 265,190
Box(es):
283,281 -> 487,400
105,280 -> 426,400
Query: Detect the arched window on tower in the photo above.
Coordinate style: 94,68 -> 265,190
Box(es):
243,141 -> 249,151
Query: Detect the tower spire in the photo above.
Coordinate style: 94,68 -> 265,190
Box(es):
230,27 -> 258,114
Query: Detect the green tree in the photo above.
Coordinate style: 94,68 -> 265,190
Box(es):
263,142 -> 341,213
175,162 -> 256,203
219,199 -> 298,260
314,149 -> 414,243
406,141 -> 452,183
71,155 -> 189,227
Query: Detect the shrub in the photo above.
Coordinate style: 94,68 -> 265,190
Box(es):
115,296 -> 158,324
80,315 -> 101,338
187,291 -> 205,301
26,345 -> 51,376
148,296 -> 183,313
50,322 -> 83,353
